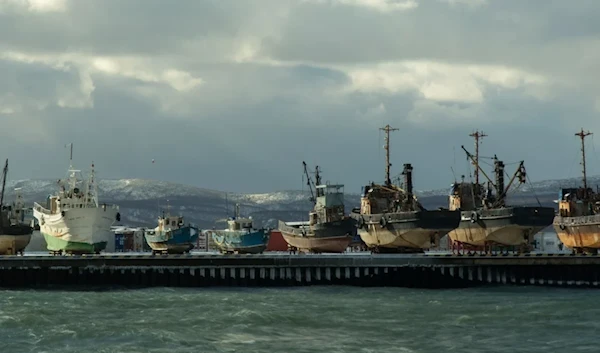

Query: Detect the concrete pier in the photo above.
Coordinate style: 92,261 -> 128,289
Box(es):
1,253 -> 600,288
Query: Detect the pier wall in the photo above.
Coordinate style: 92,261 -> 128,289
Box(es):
1,253 -> 600,289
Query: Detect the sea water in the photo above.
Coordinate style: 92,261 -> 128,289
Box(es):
0,286 -> 597,352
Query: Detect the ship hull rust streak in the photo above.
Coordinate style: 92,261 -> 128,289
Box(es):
1,254 -> 600,288
0,234 -> 31,255
281,233 -> 352,253
279,218 -> 355,253
450,208 -> 555,248
353,210 -> 460,252
554,215 -> 600,252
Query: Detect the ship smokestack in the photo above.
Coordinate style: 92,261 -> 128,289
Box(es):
494,158 -> 505,200
402,163 -> 413,197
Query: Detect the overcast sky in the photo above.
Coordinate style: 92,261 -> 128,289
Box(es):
1,0 -> 600,193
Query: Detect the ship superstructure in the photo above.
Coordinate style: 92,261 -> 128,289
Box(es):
278,162 -> 355,253
33,144 -> 120,255
350,125 -> 461,253
553,129 -> 600,254
448,131 -> 555,253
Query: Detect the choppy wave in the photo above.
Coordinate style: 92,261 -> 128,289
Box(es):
0,287 -> 599,352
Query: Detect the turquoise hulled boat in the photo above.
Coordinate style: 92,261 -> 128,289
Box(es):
144,212 -> 199,255
211,204 -> 269,254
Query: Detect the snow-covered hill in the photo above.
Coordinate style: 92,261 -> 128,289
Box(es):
1,174 -> 592,228
6,178 -> 226,202
2,178 -> 345,228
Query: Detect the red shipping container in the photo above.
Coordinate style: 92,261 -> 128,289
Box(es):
123,232 -> 135,252
266,230 -> 288,251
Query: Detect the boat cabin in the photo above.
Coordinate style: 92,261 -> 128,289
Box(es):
310,184 -> 345,225
316,184 -> 344,208
1,191 -> 26,226
11,189 -> 25,224
557,187 -> 600,217
448,182 -> 488,211
360,183 -> 418,214
227,216 -> 254,231
158,215 -> 185,231
361,184 -> 393,214
43,177 -> 100,214
224,203 -> 255,231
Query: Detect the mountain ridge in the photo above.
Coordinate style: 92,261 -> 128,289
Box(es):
2,174 -> 594,228
7,173 -> 592,199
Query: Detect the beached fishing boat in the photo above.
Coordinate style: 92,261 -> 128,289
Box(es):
32,145 -> 120,255
144,208 -> 199,254
553,129 -> 600,254
0,160 -> 33,255
350,125 -> 461,253
211,204 -> 269,254
279,162 -> 355,253
447,131 -> 554,253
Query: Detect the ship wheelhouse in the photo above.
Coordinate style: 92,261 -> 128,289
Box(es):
557,187 -> 599,217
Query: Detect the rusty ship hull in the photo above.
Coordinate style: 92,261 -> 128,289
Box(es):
278,218 -> 355,253
351,209 -> 461,252
449,206 -> 555,247
0,234 -> 31,254
553,214 -> 600,251
0,224 -> 33,255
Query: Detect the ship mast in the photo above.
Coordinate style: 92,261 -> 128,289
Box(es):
575,128 -> 593,197
461,146 -> 526,207
302,161 -> 317,204
0,159 -> 7,209
65,143 -> 74,169
380,124 -> 399,186
64,143 -> 78,192
314,166 -> 324,197
86,162 -> 98,207
469,130 -> 487,185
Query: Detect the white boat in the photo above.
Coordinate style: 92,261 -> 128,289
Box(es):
32,144 -> 120,254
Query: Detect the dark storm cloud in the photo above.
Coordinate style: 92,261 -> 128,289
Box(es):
0,0 -> 289,55
1,0 -> 599,193
263,0 -> 600,84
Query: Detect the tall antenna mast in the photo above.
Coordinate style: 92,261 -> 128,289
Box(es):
380,124 -> 399,186
575,128 -> 593,197
314,165 -> 323,197
87,162 -> 98,207
302,161 -> 316,204
65,143 -> 73,169
469,130 -> 487,185
314,166 -> 322,186
0,159 -> 8,209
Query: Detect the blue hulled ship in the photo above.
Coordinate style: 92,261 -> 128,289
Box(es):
211,204 -> 269,254
144,212 -> 199,255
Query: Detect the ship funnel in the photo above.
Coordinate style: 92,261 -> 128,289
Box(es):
402,163 -> 413,197
494,159 -> 505,200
